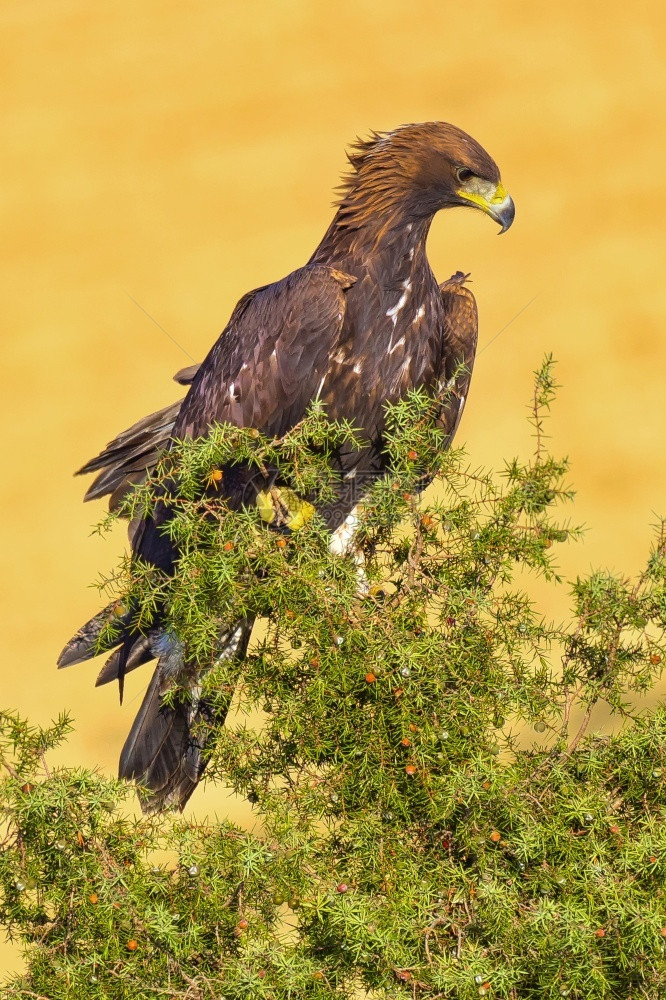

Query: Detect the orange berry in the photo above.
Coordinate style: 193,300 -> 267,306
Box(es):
594,928 -> 605,938
649,855 -> 657,863
661,927 -> 666,937
400,737 -> 411,747
397,970 -> 412,981
483,983 -> 491,990
365,672 -> 376,684
238,918 -> 248,929
223,541 -> 234,552
257,969 -> 267,979
405,764 -> 417,776
277,538 -> 287,548
285,610 -> 295,619
309,657 -> 319,668
393,688 -> 404,698
650,654 -> 662,665
420,515 -> 434,529
210,469 -> 223,482
609,824 -> 620,835
409,723 -> 417,733
126,939 -> 138,951
403,493 -> 412,501
490,830 -> 501,843
313,971 -> 324,980
407,450 -> 418,461
89,893 -> 98,904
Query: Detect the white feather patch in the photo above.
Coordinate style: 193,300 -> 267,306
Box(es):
329,506 -> 360,557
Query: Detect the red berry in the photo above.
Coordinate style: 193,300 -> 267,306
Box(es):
407,450 -> 418,461
238,918 -> 248,929
336,883 -> 348,894
20,783 -> 34,794
650,654 -> 662,665
400,737 -> 411,747
595,928 -> 605,938
257,970 -> 266,979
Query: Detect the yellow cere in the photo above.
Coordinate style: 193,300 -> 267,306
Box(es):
457,181 -> 508,211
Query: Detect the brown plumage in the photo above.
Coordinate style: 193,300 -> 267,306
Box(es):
59,122 -> 513,811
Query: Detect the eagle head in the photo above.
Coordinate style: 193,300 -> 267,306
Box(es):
345,122 -> 515,233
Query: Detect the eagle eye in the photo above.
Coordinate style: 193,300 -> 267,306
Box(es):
456,167 -> 474,183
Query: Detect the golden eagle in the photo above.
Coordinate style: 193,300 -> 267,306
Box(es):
59,122 -> 514,810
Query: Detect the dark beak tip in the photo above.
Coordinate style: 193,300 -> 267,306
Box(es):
495,195 -> 515,234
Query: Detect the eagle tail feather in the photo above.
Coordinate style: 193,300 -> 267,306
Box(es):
95,636 -> 153,687
119,622 -> 253,813
57,602 -> 133,669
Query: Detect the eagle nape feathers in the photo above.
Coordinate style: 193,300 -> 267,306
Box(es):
58,122 -> 514,812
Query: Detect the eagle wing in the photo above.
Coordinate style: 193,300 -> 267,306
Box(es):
75,264 -> 355,512
436,271 -> 478,440
131,263 -> 356,573
172,264 -> 355,441
60,262 -> 355,668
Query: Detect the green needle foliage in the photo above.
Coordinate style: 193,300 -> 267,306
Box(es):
2,357 -> 666,999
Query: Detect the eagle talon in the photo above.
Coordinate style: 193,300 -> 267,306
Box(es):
256,486 -> 315,532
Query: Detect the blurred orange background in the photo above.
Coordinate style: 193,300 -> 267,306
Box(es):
2,0 -> 666,976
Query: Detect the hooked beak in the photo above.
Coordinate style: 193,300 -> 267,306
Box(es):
488,189 -> 515,233
456,180 -> 515,234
